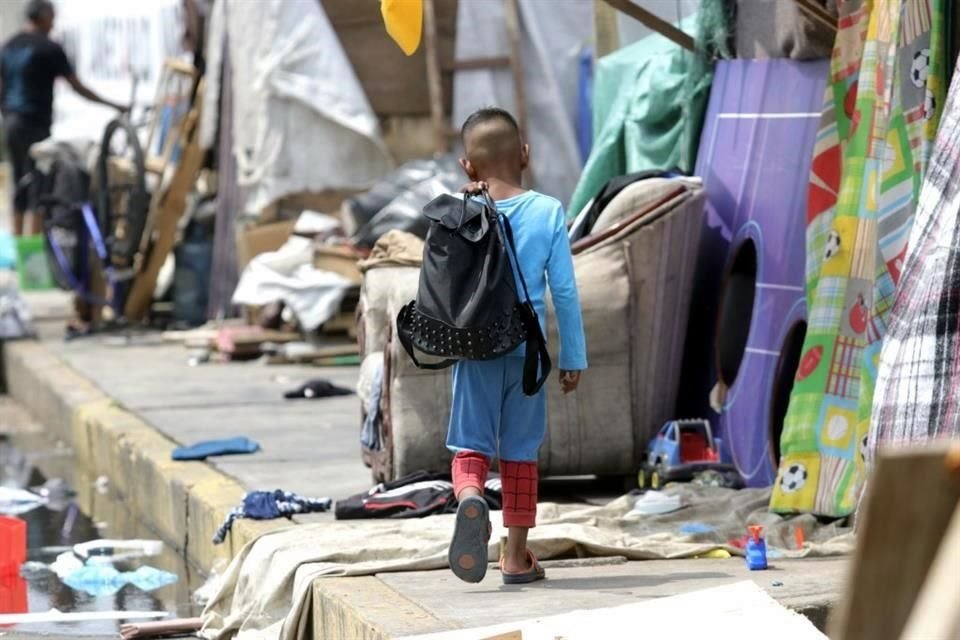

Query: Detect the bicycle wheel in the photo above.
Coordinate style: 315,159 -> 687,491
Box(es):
96,118 -> 148,270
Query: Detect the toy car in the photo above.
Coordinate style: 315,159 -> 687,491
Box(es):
638,419 -> 739,489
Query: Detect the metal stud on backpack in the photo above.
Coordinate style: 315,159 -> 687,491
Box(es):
396,189 -> 551,396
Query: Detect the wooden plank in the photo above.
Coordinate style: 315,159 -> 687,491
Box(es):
594,0 -> 621,58
831,444 -> 960,640
601,0 -> 695,52
322,0 -> 458,117
123,80 -> 206,321
447,56 -> 511,71
422,0 -> 448,153
900,497 -> 960,640
503,0 -> 531,185
793,0 -> 837,33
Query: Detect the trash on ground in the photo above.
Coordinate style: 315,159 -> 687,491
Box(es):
694,549 -> 732,559
62,564 -> 178,597
745,525 -> 769,571
214,490 -> 332,544
172,437 -> 261,461
630,490 -> 682,516
120,617 -> 203,640
0,487 -> 47,516
73,538 -> 164,561
0,609 -> 168,625
283,378 -> 353,399
679,522 -> 715,535
49,551 -> 83,580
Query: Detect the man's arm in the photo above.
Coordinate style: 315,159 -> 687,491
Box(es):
65,74 -> 126,112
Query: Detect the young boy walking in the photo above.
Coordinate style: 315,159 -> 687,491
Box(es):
447,108 -> 587,584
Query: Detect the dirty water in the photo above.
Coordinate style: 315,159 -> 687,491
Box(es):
0,427 -> 205,638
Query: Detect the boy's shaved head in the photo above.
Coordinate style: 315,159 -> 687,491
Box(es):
460,108 -> 525,176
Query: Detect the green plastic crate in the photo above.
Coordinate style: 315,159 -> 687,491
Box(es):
15,235 -> 55,291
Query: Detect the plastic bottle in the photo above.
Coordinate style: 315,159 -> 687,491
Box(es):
745,525 -> 768,571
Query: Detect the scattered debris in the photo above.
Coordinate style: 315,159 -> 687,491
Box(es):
630,490 -> 682,516
772,581 -> 784,587
63,564 -> 178,597
73,539 -> 163,561
172,437 -> 261,461
0,609 -> 168,625
121,617 -> 203,640
0,487 -> 46,516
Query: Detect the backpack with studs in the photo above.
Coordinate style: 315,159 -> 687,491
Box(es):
396,190 -> 551,395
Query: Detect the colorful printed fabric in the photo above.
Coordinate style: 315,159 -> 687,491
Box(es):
771,0 -> 946,517
870,54 -> 960,454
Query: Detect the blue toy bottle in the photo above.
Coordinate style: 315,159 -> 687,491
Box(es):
745,525 -> 768,570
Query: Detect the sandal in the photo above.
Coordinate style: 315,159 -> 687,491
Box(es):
500,549 -> 546,585
448,495 -> 490,583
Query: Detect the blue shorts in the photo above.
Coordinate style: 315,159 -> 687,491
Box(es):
446,356 -> 546,462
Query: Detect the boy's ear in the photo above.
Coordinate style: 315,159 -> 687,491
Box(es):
520,143 -> 530,171
459,157 -> 478,181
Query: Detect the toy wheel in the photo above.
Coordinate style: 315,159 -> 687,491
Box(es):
96,117 -> 148,271
650,469 -> 662,490
637,466 -> 648,489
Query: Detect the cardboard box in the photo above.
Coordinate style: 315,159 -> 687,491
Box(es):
313,245 -> 363,284
235,220 -> 297,271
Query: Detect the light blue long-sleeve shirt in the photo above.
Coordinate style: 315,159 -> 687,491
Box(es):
496,190 -> 588,372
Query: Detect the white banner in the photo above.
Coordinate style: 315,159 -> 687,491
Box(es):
50,0 -> 185,143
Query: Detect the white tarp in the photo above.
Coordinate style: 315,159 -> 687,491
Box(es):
202,0 -> 393,216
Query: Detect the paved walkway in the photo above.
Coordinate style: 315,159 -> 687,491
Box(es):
28,290 -> 373,513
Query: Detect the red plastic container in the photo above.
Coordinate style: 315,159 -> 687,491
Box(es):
0,517 -> 26,576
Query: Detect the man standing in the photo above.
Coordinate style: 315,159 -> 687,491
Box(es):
1,0 -> 126,235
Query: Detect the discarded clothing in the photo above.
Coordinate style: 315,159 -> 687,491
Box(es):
335,471 -> 502,520
283,379 -> 353,400
0,280 -> 35,340
232,236 -> 352,331
173,437 -> 261,461
213,490 -> 332,544
357,230 -> 424,272
360,358 -> 384,451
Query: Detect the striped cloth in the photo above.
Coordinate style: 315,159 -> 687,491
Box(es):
870,53 -> 960,455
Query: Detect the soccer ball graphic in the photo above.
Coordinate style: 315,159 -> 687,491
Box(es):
911,48 -> 931,88
824,230 -> 842,261
924,89 -> 936,121
779,463 -> 808,494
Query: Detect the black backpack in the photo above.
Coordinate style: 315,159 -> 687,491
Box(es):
396,191 -> 551,395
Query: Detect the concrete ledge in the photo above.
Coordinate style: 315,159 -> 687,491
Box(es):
310,577 -> 444,640
1,339 -> 290,573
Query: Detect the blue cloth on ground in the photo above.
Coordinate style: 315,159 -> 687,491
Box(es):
172,437 -> 261,461
212,490 -> 332,544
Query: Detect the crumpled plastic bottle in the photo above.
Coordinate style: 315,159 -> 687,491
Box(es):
63,564 -> 178,597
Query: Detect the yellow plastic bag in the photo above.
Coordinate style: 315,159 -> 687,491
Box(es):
381,0 -> 423,56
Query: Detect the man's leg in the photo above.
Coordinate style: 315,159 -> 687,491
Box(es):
498,357 -> 547,575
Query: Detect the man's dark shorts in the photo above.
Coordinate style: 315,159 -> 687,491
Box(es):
3,113 -> 50,213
